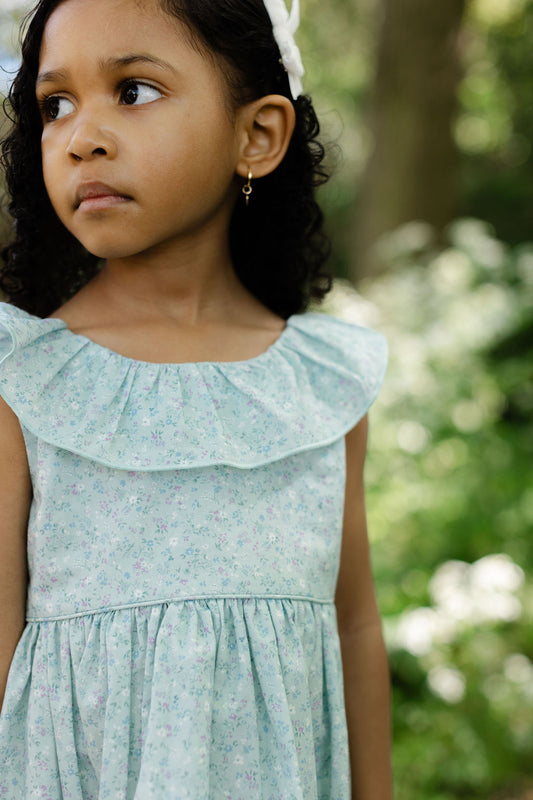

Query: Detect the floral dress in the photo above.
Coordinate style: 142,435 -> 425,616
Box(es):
0,302 -> 387,800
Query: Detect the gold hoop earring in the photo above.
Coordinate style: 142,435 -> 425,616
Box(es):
242,168 -> 253,206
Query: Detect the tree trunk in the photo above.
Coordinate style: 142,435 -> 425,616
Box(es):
352,0 -> 467,278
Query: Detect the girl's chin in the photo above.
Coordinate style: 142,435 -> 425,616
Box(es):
72,235 -> 153,261
82,245 -> 146,261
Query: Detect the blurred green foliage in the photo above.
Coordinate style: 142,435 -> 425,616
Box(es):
457,0 -> 533,243
322,219 -> 533,798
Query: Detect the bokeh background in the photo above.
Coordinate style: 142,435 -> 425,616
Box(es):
0,0 -> 532,797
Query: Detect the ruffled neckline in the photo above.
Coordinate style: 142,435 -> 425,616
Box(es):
0,302 -> 388,470
47,313 -> 295,368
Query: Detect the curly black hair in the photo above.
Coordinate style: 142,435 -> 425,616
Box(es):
1,0 -> 332,319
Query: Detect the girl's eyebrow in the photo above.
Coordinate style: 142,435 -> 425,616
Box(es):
36,53 -> 178,87
99,54 -> 179,74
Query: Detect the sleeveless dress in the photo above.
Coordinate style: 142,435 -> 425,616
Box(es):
0,302 -> 387,800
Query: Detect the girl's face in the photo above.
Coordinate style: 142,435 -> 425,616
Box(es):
37,0 -> 245,261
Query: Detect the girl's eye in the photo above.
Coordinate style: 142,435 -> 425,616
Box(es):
120,81 -> 162,106
40,96 -> 75,121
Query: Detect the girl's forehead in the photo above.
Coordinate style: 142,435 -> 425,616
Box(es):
41,0 -> 184,60
46,0 -> 162,29
39,0 -> 216,80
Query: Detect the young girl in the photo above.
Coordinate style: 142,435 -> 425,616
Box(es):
0,0 -> 392,797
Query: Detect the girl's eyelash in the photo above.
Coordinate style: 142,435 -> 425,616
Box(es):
37,93 -> 77,121
37,95 -> 57,117
118,78 -> 161,98
119,78 -> 145,89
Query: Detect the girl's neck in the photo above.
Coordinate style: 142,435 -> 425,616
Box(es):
93,255 -> 242,326
50,218 -> 287,364
70,226 -> 256,327
50,243 -> 285,365
46,225 -> 284,359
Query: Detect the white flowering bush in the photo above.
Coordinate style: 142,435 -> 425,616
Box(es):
323,219 -> 533,800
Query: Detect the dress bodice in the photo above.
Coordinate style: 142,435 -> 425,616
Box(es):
0,303 -> 388,621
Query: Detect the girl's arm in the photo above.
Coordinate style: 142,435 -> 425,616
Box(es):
0,396 -> 31,713
335,415 -> 393,800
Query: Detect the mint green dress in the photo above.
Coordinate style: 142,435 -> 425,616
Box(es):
0,302 -> 387,800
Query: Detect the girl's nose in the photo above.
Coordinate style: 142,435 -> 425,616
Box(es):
67,123 -> 118,162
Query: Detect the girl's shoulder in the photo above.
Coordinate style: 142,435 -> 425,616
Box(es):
0,299 -> 66,349
284,308 -> 388,424
0,303 -> 388,470
287,309 -> 388,372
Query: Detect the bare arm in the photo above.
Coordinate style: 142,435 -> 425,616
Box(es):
335,415 -> 393,800
0,396 -> 31,713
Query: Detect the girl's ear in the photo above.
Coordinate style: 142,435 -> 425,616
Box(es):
235,95 -> 296,179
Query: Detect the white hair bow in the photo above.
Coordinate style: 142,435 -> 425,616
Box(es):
263,0 -> 304,99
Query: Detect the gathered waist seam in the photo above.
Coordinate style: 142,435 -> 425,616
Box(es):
26,593 -> 334,622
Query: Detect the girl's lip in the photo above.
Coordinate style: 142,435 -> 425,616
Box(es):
74,181 -> 132,209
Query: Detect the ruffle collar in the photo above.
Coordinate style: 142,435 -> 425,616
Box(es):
0,302 -> 387,470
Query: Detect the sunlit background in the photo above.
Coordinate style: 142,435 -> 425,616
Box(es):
0,0 -> 532,798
